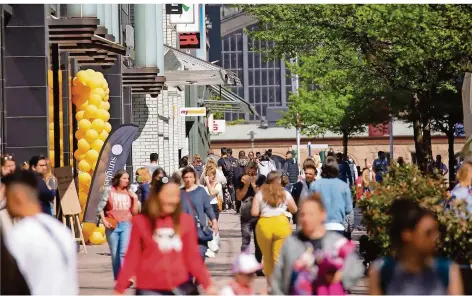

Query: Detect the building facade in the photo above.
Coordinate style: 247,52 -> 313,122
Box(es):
0,4 -> 252,177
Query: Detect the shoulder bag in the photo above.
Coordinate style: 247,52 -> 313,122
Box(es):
183,191 -> 213,243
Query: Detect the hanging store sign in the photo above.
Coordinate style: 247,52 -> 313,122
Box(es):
180,107 -> 206,117
166,4 -> 183,15
211,120 -> 226,134
176,4 -> 200,33
169,4 -> 195,24
179,33 -> 201,49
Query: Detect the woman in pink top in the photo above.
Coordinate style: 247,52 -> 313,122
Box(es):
97,170 -> 139,281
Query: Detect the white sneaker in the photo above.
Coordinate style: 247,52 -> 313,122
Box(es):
205,249 -> 216,258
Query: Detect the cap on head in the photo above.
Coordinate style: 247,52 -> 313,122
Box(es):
232,251 -> 262,274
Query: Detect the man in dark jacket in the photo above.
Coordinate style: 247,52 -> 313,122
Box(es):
336,152 -> 354,186
283,151 -> 300,184
29,155 -> 55,215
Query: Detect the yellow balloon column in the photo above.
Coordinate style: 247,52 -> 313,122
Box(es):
72,69 -> 112,245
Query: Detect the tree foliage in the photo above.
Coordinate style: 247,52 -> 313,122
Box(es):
240,4 -> 472,168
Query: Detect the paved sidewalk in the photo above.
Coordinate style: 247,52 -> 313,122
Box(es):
78,211 -> 367,294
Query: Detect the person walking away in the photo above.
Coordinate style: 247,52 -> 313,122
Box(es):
434,155 -> 448,176
1,153 -> 16,177
251,171 -> 297,284
29,155 -> 55,215
135,168 -> 152,204
181,167 -> 219,260
235,161 -> 263,267
448,162 -> 472,213
283,151 -> 300,184
204,149 -> 218,165
348,158 -> 358,181
147,153 -> 162,176
202,166 -> 223,221
43,159 -> 58,216
2,170 -> 78,294
291,162 -> 317,226
192,154 -> 204,179
309,157 -> 353,236
97,170 -> 139,282
335,153 -> 354,186
368,198 -> 463,295
271,193 -> 364,295
115,177 -> 217,295
220,252 -> 264,296
373,151 -> 388,183
218,147 -> 235,211
233,151 -> 248,213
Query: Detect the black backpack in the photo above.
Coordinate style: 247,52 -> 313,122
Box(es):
221,158 -> 234,185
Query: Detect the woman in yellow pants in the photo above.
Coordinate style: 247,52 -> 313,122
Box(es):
251,171 -> 298,284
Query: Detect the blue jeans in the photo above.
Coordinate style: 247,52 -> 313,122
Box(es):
199,244 -> 207,262
106,221 -> 131,280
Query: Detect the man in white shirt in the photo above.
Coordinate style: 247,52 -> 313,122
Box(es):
2,170 -> 78,295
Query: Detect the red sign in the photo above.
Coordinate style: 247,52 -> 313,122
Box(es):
369,123 -> 390,136
179,33 -> 200,49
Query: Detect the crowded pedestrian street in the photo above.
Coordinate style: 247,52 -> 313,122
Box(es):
77,211 -> 368,295
2,3 -> 472,296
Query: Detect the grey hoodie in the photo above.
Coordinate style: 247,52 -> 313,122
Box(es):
271,231 -> 364,295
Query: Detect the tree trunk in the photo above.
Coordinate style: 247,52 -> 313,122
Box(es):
411,93 -> 432,171
342,130 -> 349,158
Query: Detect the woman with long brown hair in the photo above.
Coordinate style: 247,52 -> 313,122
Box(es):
97,169 -> 139,282
251,171 -> 298,282
1,154 -> 16,177
115,177 -> 216,295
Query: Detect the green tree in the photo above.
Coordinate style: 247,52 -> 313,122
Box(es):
240,4 -> 472,170
278,42 -> 389,156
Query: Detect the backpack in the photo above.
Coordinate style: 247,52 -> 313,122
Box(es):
221,158 -> 234,185
380,257 -> 450,294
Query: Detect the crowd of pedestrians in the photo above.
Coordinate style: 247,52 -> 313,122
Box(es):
0,147 -> 469,295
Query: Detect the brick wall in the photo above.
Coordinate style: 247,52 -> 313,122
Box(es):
131,5 -> 187,176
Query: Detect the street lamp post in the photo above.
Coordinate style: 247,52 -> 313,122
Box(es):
291,56 -> 301,166
249,131 -> 255,151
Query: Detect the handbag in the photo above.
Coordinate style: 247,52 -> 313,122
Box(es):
217,195 -> 223,212
104,217 -> 118,229
172,280 -> 200,295
183,191 -> 213,243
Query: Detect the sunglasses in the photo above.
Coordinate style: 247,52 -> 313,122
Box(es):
2,154 -> 13,161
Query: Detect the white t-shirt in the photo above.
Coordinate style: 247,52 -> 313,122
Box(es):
204,183 -> 223,205
256,190 -> 293,217
5,213 -> 78,295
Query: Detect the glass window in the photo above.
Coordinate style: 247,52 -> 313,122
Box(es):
255,70 -> 261,85
262,70 -> 267,85
276,87 -> 281,102
268,70 -> 274,85
248,52 -> 254,68
255,53 -> 261,68
230,53 -> 237,69
275,70 -> 280,85
274,59 -> 281,68
260,40 -> 266,50
238,70 -> 243,81
237,53 -> 243,69
236,34 -> 242,52
248,38 -> 254,51
261,87 -> 268,103
256,105 -> 262,116
248,70 -> 254,86
230,35 -> 237,52
223,53 -> 230,69
254,87 -> 261,102
223,37 -> 230,52
269,87 -> 275,103
268,59 -> 274,69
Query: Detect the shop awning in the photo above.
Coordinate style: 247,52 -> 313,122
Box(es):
206,85 -> 258,116
164,45 -> 241,86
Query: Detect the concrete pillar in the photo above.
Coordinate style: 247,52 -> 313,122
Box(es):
104,4 -> 113,35
111,4 -> 120,42
97,4 -> 105,26
134,4 -> 164,74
